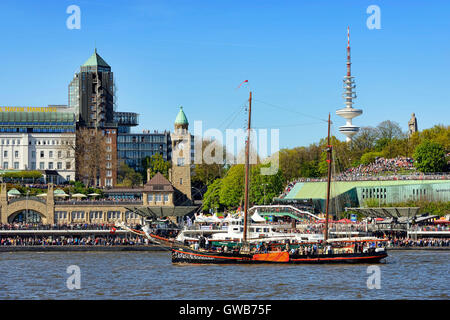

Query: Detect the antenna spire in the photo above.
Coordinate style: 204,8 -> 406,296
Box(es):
347,26 -> 351,77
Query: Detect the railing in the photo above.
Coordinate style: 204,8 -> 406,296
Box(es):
8,197 -> 47,205
54,200 -> 143,206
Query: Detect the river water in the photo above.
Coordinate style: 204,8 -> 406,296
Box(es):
0,250 -> 448,300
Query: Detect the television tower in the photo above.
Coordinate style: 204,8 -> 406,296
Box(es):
336,27 -> 362,142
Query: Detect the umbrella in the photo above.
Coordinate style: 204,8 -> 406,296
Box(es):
54,193 -> 69,197
7,188 -> 21,196
88,193 -> 101,197
71,193 -> 87,198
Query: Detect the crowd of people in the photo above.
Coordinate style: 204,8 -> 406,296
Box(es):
0,235 -> 148,246
387,237 -> 450,248
343,156 -> 415,177
279,156 -> 450,198
53,197 -> 142,204
0,223 -> 137,231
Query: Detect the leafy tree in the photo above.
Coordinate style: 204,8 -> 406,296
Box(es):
192,140 -> 227,187
249,163 -> 285,205
413,140 -> 446,173
202,179 -> 222,212
142,153 -> 171,181
117,162 -> 142,187
376,120 -> 404,141
219,164 -> 245,208
360,151 -> 383,165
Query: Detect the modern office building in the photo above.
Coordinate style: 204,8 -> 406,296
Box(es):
68,49 -> 115,128
0,106 -> 76,183
117,131 -> 171,173
69,49 -> 118,187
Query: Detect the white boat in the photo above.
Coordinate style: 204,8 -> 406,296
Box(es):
175,210 -> 324,243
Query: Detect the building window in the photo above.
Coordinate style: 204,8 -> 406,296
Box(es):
50,151 -> 54,158
177,158 -> 185,166
31,162 -> 36,170
3,151 -> 7,157
180,178 -> 183,185
48,162 -> 53,170
66,162 -> 71,170
106,146 -> 112,152
58,151 -> 62,158
13,162 -> 19,169
106,154 -> 111,160
3,162 -> 8,169
148,194 -> 153,202
163,194 -> 169,202
40,151 -> 44,158
155,194 -> 162,202
106,162 -> 111,169
57,162 -> 62,170
106,170 -> 112,177
106,137 -> 112,144
39,162 -> 44,170
32,151 -> 36,159
14,151 -> 19,158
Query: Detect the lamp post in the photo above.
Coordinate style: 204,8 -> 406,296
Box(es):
262,183 -> 268,205
26,190 -> 30,223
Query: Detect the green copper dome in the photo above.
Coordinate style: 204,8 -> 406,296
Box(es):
175,106 -> 189,125
82,48 -> 110,68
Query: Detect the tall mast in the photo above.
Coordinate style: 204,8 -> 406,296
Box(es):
324,113 -> 332,241
243,91 -> 252,243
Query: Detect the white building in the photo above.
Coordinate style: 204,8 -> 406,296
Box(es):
0,106 -> 76,184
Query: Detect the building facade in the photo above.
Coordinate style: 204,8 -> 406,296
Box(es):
69,49 -> 118,187
0,106 -> 76,183
170,107 -> 192,205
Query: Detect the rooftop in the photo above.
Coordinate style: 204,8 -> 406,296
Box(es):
82,49 -> 110,68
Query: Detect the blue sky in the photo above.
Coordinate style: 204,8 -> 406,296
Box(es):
0,0 -> 449,150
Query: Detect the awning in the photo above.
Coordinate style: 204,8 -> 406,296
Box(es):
125,205 -> 199,220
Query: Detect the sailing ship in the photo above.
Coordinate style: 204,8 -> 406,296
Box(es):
117,90 -> 388,264
166,91 -> 388,264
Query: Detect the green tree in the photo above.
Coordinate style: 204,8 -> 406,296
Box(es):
202,178 -> 222,212
360,151 -> 383,165
413,140 -> 446,173
219,164 -> 245,208
249,163 -> 285,205
117,162 -> 142,187
192,140 -> 227,187
142,154 -> 171,181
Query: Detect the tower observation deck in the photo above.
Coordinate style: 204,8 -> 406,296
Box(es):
336,27 -> 362,142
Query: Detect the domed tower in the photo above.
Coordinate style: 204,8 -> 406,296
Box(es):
336,27 -> 363,142
170,106 -> 192,205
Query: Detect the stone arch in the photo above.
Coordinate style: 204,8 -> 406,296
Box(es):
6,199 -> 50,224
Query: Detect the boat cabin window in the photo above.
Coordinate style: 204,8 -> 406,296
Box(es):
240,227 -> 244,232
232,227 -> 239,231
255,228 -> 261,232
263,228 -> 269,232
